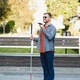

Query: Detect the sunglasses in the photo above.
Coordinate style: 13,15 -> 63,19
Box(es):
43,16 -> 47,19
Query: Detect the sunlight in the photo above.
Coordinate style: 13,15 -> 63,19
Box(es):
28,0 -> 47,35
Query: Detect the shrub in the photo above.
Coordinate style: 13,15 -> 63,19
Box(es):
5,20 -> 15,33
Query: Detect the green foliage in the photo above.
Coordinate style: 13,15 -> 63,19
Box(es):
0,0 -> 11,20
46,0 -> 80,34
5,20 -> 15,33
78,0 -> 80,2
0,0 -> 35,32
45,0 -> 80,19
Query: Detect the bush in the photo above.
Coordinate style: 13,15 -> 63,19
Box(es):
5,20 -> 15,33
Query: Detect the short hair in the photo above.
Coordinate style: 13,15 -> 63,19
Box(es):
44,12 -> 52,18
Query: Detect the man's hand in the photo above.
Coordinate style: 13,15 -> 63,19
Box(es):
30,35 -> 34,40
39,25 -> 45,30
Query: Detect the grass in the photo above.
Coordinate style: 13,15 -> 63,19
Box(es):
55,48 -> 79,54
0,48 -> 79,54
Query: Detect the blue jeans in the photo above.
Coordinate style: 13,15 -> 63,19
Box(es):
40,51 -> 55,80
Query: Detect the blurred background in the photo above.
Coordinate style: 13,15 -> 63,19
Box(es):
0,0 -> 80,36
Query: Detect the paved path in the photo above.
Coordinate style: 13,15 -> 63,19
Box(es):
0,73 -> 80,80
0,67 -> 80,80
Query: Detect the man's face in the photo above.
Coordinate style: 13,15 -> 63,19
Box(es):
43,14 -> 51,23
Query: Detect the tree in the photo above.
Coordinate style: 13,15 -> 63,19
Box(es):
0,0 -> 11,21
7,0 -> 35,32
0,0 -> 36,33
45,0 -> 80,19
78,0 -> 80,3
45,0 -> 80,36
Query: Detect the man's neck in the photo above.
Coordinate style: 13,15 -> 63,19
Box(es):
44,21 -> 51,27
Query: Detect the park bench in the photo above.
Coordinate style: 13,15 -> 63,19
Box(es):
0,36 -> 79,53
0,36 -> 80,67
0,36 -> 79,52
55,36 -> 80,54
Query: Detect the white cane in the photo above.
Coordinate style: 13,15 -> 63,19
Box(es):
30,23 -> 33,80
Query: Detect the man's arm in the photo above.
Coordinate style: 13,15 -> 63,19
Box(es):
43,25 -> 56,40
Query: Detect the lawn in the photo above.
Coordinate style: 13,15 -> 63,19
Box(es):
0,48 -> 78,54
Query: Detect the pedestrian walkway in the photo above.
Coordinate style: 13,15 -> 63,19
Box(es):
0,67 -> 80,80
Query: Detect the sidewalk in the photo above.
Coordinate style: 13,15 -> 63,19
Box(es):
0,67 -> 80,80
0,67 -> 80,74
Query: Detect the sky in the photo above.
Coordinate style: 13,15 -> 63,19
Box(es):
27,0 -> 46,35
33,0 -> 47,23
32,0 -> 47,34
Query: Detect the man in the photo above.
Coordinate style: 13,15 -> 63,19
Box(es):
30,13 -> 56,80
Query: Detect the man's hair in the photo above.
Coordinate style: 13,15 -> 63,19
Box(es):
44,12 -> 52,18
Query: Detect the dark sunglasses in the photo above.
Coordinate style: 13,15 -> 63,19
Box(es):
43,16 -> 47,19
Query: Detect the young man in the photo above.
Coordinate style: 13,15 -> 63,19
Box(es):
30,13 -> 56,80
